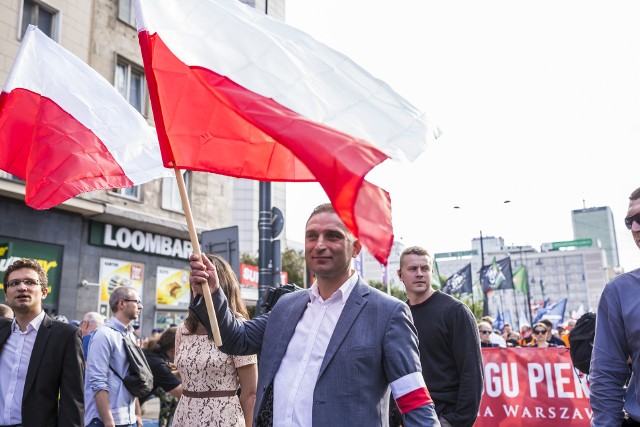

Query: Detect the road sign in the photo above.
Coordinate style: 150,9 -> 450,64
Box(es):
435,250 -> 478,259
550,239 -> 593,250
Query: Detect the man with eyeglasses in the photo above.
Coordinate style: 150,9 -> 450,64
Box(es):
590,187 -> 640,427
0,257 -> 85,427
84,286 -> 145,427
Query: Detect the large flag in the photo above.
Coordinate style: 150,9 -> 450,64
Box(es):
481,257 -> 514,293
512,265 -> 528,293
442,263 -> 472,296
533,298 -> 567,327
134,0 -> 437,264
0,26 -> 171,209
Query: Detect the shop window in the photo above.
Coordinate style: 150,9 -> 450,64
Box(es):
162,172 -> 191,213
118,0 -> 136,26
20,0 -> 58,40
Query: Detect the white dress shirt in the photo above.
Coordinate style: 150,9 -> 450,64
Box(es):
273,272 -> 358,427
0,311 -> 45,425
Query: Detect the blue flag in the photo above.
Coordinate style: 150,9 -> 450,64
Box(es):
494,310 -> 504,332
533,298 -> 567,327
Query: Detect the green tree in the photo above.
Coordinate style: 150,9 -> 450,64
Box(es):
281,248 -> 305,286
241,252 -> 258,266
368,280 -> 406,301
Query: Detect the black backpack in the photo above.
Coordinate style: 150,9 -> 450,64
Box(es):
107,327 -> 154,399
569,312 -> 596,374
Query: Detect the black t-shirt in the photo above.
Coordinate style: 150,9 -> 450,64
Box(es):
142,349 -> 181,393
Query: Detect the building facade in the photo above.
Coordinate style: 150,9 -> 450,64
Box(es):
435,236 -> 608,327
0,0 -> 285,335
571,206 -> 620,269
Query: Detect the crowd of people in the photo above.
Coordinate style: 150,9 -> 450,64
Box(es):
475,316 -> 576,349
0,193 -> 639,426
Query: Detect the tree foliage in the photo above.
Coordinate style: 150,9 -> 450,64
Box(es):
282,248 -> 305,286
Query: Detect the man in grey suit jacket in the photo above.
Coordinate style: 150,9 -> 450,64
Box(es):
0,258 -> 84,427
190,203 -> 439,426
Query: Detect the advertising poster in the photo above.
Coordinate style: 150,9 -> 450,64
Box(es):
156,266 -> 190,308
99,258 -> 144,305
476,347 -> 591,426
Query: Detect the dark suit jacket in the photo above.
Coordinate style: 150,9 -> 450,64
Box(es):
192,279 -> 439,427
0,313 -> 85,427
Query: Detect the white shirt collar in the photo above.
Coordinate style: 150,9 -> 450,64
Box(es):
309,270 -> 359,304
11,310 -> 46,333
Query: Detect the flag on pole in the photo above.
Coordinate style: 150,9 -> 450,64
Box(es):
481,257 -> 514,293
494,309 -> 504,332
533,298 -> 567,327
0,26 -> 172,209
133,0 -> 437,264
512,265 -> 528,293
442,263 -> 472,296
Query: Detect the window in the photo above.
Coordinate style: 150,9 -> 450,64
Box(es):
162,172 -> 191,212
115,59 -> 147,115
110,186 -> 141,200
20,0 -> 58,40
118,0 -> 136,26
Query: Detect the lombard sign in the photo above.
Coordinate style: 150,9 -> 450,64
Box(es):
90,222 -> 192,260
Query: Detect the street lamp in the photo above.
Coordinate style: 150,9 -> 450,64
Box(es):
453,200 -> 511,316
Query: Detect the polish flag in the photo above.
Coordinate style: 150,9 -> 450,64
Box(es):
391,372 -> 433,414
134,0 -> 438,264
0,26 -> 172,210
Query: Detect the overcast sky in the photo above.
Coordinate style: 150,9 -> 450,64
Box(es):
283,0 -> 640,272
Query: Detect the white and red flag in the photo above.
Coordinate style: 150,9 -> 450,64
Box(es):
134,0 -> 437,264
0,25 -> 171,210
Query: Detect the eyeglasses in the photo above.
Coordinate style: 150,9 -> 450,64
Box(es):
479,330 -> 492,335
625,213 -> 640,230
122,299 -> 142,305
6,278 -> 41,288
533,329 -> 547,335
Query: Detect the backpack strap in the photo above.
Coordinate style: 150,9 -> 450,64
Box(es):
106,324 -> 131,379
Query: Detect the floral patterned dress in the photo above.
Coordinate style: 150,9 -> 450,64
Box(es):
172,323 -> 257,427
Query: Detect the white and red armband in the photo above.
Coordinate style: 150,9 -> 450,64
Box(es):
390,372 -> 433,414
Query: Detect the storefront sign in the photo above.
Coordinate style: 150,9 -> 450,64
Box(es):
90,222 -> 192,260
476,348 -> 591,426
98,258 -> 145,316
156,266 -> 190,308
240,263 -> 288,287
0,237 -> 62,307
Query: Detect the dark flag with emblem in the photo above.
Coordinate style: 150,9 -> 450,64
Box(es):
442,263 -> 473,296
481,257 -> 514,293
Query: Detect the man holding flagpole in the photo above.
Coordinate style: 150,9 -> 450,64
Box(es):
189,203 -> 439,426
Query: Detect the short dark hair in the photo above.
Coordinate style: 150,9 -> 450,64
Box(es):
399,246 -> 431,269
305,203 -> 354,241
3,258 -> 48,293
631,187 -> 640,201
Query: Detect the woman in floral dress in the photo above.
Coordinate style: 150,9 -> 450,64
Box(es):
172,254 -> 258,427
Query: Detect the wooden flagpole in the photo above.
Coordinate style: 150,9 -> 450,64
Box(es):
174,167 -> 222,346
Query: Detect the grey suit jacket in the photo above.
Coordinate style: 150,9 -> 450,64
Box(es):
0,314 -> 85,427
192,279 -> 439,427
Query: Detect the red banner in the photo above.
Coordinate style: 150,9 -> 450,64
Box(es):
240,263 -> 288,287
476,348 -> 591,426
